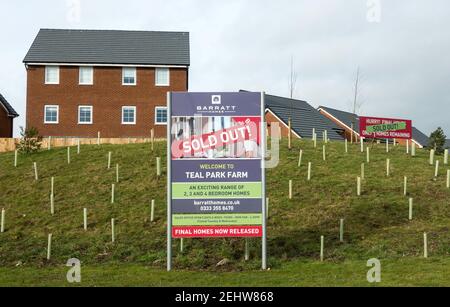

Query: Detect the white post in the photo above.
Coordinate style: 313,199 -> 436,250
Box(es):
361,163 -> 365,180
48,136 -> 52,150
108,152 -> 112,169
116,164 -> 119,183
157,157 -> 162,177
429,150 -> 435,166
404,176 -> 408,196
50,193 -> 54,215
111,184 -> 115,204
406,140 -> 409,154
386,159 -> 390,177
444,149 -> 449,165
77,138 -> 80,154
409,198 -> 413,221
320,236 -> 324,262
357,177 -> 361,196
111,219 -> 115,243
298,149 -> 303,167
151,199 -> 155,222
339,219 -> 344,243
322,145 -> 326,161
289,180 -> 293,199
366,147 -> 370,163
67,147 -> 71,164
411,142 -> 416,156
151,129 -> 155,151
14,150 -> 18,167
386,139 -> 389,153
83,208 -> 87,231
47,234 -> 52,260
266,197 -> 269,219
360,137 -> 364,153
393,138 -> 397,146
423,233 -> 428,258
447,170 -> 450,189
313,136 -> 317,149
312,128 -> 316,141
435,160 -> 440,178
51,177 -> 54,196
97,132 -> 101,146
34,162 -> 38,181
180,238 -> 184,253
1,209 -> 5,233
345,139 -> 348,154
324,130 -> 328,144
307,162 -> 312,181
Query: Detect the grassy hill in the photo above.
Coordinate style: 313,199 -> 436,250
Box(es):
0,139 -> 449,286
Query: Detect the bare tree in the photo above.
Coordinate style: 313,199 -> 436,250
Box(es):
288,56 -> 298,149
350,66 -> 364,143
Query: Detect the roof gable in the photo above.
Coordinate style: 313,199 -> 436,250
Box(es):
0,93 -> 19,118
24,29 -> 190,66
318,106 -> 359,132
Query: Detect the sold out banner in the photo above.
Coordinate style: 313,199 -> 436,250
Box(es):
168,92 -> 265,239
359,116 -> 412,140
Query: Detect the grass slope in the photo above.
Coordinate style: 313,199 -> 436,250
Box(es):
0,139 -> 449,286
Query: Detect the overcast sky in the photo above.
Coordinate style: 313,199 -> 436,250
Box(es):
1,0 -> 449,137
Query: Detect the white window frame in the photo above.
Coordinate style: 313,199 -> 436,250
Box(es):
45,66 -> 60,85
78,105 -> 93,125
155,106 -> 168,125
79,67 -> 94,85
44,105 -> 59,124
155,68 -> 170,86
122,106 -> 137,125
122,67 -> 137,86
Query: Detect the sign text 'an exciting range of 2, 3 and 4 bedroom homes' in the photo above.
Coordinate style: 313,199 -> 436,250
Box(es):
23,29 -> 190,138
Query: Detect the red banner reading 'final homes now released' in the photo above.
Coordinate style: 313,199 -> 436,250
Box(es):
359,116 -> 412,140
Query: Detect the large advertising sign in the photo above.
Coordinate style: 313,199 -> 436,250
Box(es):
167,92 -> 265,240
359,116 -> 412,140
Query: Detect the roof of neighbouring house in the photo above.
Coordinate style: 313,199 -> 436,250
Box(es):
263,94 -> 344,140
0,93 -> 19,118
23,29 -> 190,66
317,106 -> 360,132
445,139 -> 450,149
411,127 -> 429,147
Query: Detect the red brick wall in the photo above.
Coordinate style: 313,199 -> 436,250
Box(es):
0,107 -> 13,137
26,65 -> 188,138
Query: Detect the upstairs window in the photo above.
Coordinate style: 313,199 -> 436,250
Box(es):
122,106 -> 136,125
155,68 -> 170,86
45,66 -> 59,84
155,107 -> 167,125
78,106 -> 93,124
44,105 -> 59,124
79,67 -> 94,85
122,67 -> 136,85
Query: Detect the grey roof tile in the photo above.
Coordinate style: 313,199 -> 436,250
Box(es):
0,93 -> 19,117
24,29 -> 190,66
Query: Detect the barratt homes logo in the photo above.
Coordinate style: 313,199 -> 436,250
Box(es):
196,94 -> 238,114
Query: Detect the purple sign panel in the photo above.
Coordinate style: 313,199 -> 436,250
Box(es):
168,92 -> 265,238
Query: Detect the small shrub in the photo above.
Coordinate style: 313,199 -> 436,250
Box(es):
16,126 -> 43,154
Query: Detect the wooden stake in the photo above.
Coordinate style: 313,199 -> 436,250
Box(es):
423,233 -> 428,258
108,152 -> 112,169
307,162 -> 312,181
339,219 -> 344,243
47,234 -> 52,260
151,200 -> 155,222
429,150 -> 435,166
409,198 -> 413,221
14,150 -> 18,167
289,180 -> 293,199
33,162 -> 38,181
320,236 -> 324,262
404,176 -> 408,196
83,208 -> 87,231
111,184 -> 115,204
298,149 -> 303,167
357,177 -> 361,196
111,219 -> 115,243
1,209 -> 5,233
156,157 -> 161,177
116,164 -> 119,183
435,160 -> 440,178
386,159 -> 390,177
67,147 -> 71,164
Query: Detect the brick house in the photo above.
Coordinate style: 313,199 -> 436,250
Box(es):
0,93 -> 19,137
23,29 -> 190,138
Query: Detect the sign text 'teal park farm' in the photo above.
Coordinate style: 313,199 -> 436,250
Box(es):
359,116 -> 412,139
168,92 -> 265,245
